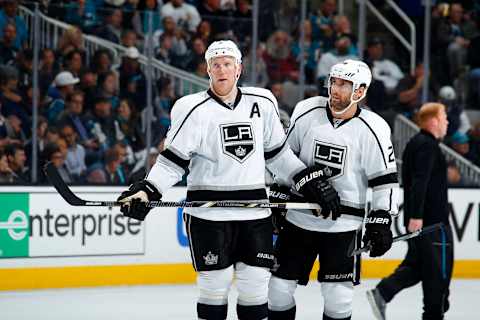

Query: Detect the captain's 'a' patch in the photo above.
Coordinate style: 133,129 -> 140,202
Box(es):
313,140 -> 347,179
220,123 -> 255,163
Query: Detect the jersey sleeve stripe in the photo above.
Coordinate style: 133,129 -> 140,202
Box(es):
160,148 -> 190,170
357,117 -> 388,168
186,188 -> 268,201
368,172 -> 398,188
170,97 -> 211,143
264,140 -> 286,161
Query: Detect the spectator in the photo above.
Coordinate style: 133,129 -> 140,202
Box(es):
155,33 -> 174,64
0,65 -> 29,133
42,142 -> 72,184
0,0 -> 27,50
0,149 -> 15,183
157,16 -> 189,67
0,22 -> 18,65
310,0 -> 336,49
447,161 -> 475,186
161,0 -> 201,34
97,71 -> 120,110
195,20 -> 213,45
316,35 -> 358,82
193,60 -> 208,78
467,15 -> 480,107
86,97 -> 115,150
241,44 -> 269,87
63,50 -> 84,78
121,29 -> 139,48
233,0 -> 252,43
39,48 -> 60,96
396,63 -> 437,118
16,49 -> 33,90
197,0 -> 228,38
291,20 -> 322,84
60,123 -> 87,179
47,71 -> 79,123
96,7 -> 123,44
118,47 -> 147,110
57,26 -> 84,61
137,0 -> 163,38
86,147 -> 127,184
64,0 -> 98,32
154,77 -> 175,137
79,70 -> 98,113
115,98 -> 144,152
436,3 -> 476,78
263,30 -> 298,82
438,85 -> 471,136
333,15 -> 357,51
186,37 -> 207,71
449,131 -> 480,166
0,110 -> 22,149
24,116 -> 48,172
5,143 -> 28,183
91,49 -> 114,76
365,37 -> 404,93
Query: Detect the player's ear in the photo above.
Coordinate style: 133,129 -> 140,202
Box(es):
236,64 -> 242,79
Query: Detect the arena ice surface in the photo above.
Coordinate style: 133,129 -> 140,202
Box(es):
0,279 -> 476,319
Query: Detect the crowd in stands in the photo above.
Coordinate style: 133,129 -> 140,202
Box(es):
0,0 -> 480,186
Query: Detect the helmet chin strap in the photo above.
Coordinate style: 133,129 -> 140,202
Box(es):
329,88 -> 365,117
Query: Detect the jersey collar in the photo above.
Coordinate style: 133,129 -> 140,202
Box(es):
207,87 -> 243,110
326,101 -> 362,128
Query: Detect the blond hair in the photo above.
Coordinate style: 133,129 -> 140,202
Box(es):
415,103 -> 445,129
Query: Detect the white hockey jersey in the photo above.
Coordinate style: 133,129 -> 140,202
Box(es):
282,96 -> 399,232
147,87 -> 306,221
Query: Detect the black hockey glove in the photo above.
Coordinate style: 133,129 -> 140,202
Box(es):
117,180 -> 162,221
293,166 -> 341,219
269,184 -> 292,234
363,210 -> 393,257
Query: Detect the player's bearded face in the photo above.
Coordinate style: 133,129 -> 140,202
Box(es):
329,77 -> 353,111
208,56 -> 241,96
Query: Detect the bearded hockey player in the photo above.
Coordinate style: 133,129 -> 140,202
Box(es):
116,40 -> 340,320
268,59 -> 399,320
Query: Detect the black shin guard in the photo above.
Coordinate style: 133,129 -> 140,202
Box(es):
197,303 -> 228,320
268,306 -> 296,320
237,303 -> 268,320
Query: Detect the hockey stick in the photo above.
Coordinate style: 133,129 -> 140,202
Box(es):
44,162 -> 321,210
348,222 -> 444,257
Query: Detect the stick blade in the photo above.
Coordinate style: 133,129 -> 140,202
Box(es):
44,162 -> 85,206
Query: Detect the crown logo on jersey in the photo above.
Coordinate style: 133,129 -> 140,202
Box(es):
203,251 -> 218,265
235,145 -> 247,157
323,166 -> 332,177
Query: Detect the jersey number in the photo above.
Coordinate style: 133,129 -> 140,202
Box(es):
388,146 -> 395,163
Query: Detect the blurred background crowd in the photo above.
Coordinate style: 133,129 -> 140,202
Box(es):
0,0 -> 479,186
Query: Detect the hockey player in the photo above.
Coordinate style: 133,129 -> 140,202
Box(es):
268,59 -> 399,320
116,40 -> 340,320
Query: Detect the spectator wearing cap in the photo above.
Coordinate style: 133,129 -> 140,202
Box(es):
118,47 -> 147,110
47,71 -> 79,123
0,22 -> 18,65
316,35 -> 358,82
161,0 -> 201,34
0,0 -> 27,50
365,37 -> 404,93
449,131 -> 480,166
438,85 -> 471,137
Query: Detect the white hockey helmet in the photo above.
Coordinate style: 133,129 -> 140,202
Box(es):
205,40 -> 242,66
328,59 -> 372,92
439,86 -> 456,101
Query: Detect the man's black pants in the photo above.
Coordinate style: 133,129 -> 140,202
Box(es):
376,224 -> 454,320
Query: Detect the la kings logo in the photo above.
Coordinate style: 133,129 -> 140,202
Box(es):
313,140 -> 347,179
220,123 -> 255,163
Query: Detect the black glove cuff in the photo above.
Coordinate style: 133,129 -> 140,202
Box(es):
129,180 -> 162,201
